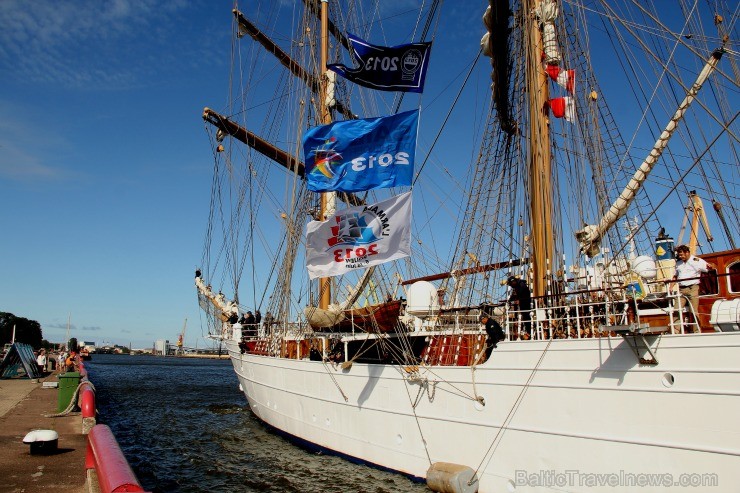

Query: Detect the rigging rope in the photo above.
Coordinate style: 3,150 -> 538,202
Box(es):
322,360 -> 349,402
412,49 -> 483,186
392,0 -> 441,114
470,339 -> 554,484
598,111 -> 738,271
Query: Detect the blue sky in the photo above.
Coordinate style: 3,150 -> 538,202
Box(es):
0,1 -> 229,348
0,0 -> 488,349
1,1 -> 735,349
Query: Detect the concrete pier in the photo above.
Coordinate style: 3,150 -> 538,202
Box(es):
0,373 -> 87,492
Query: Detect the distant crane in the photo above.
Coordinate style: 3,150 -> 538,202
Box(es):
176,318 -> 187,356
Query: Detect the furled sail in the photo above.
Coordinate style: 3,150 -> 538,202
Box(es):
576,49 -> 725,258
195,272 -> 238,322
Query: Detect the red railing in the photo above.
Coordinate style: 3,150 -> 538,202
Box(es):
80,387 -> 95,418
85,424 -> 148,493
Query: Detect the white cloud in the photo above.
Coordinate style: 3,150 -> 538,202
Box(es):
0,0 -> 191,88
0,99 -> 78,181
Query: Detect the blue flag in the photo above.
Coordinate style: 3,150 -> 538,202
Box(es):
327,33 -> 432,93
303,110 -> 418,193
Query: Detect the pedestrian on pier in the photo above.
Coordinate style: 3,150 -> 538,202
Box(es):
36,349 -> 47,374
65,350 -> 80,372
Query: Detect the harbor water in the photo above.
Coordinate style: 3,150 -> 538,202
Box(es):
89,354 -> 430,492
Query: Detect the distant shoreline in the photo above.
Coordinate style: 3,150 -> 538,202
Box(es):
94,352 -> 230,359
169,353 -> 230,359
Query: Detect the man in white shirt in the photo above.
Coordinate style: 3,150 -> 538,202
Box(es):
672,244 -> 714,331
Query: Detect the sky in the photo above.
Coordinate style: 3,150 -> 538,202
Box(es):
0,0 -> 488,349
0,1 -> 230,348
0,1 -> 735,349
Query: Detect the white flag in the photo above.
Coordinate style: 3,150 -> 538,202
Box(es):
306,192 -> 412,279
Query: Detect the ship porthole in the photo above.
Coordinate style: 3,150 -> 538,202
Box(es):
662,373 -> 675,387
396,434 -> 402,445
506,479 -> 517,491
474,397 -> 486,411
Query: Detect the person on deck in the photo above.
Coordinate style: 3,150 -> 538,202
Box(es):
244,311 -> 256,336
262,312 -> 274,337
327,340 -> 344,364
672,244 -> 714,331
507,276 -> 532,334
480,314 -> 505,358
309,345 -> 323,361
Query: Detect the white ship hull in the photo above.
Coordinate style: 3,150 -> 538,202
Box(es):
226,332 -> 739,492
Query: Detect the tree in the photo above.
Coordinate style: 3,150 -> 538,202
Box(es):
0,312 -> 43,348
41,339 -> 57,351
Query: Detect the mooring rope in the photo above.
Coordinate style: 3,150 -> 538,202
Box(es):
469,339 -> 554,483
402,369 -> 434,467
45,380 -> 96,418
321,361 -> 349,402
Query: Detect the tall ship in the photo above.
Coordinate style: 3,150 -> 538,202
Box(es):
196,1 -> 739,491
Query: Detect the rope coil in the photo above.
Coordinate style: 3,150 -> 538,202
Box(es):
45,380 -> 96,418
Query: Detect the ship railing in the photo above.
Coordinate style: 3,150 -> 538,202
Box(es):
501,285 -> 697,340
642,278 -> 707,334
504,295 -> 619,340
425,312 -> 483,332
422,293 -> 634,340
399,283 -> 704,341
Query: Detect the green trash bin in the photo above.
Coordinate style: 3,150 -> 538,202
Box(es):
57,372 -> 81,412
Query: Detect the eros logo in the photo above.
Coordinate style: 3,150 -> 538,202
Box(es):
351,152 -> 410,171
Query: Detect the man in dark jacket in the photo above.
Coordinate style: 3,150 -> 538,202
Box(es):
507,276 -> 532,334
244,311 -> 256,336
480,314 -> 505,357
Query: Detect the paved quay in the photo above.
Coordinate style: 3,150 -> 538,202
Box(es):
0,373 -> 87,493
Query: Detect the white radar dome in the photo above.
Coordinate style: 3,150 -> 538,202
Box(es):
406,281 -> 440,317
632,255 -> 657,279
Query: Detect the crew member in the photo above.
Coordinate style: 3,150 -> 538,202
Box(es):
244,311 -> 256,336
507,276 -> 532,334
480,314 -> 504,358
672,244 -> 713,331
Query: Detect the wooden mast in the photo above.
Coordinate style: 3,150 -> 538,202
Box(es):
526,0 -> 554,298
232,10 -> 355,121
318,0 -> 332,310
202,108 -> 364,207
